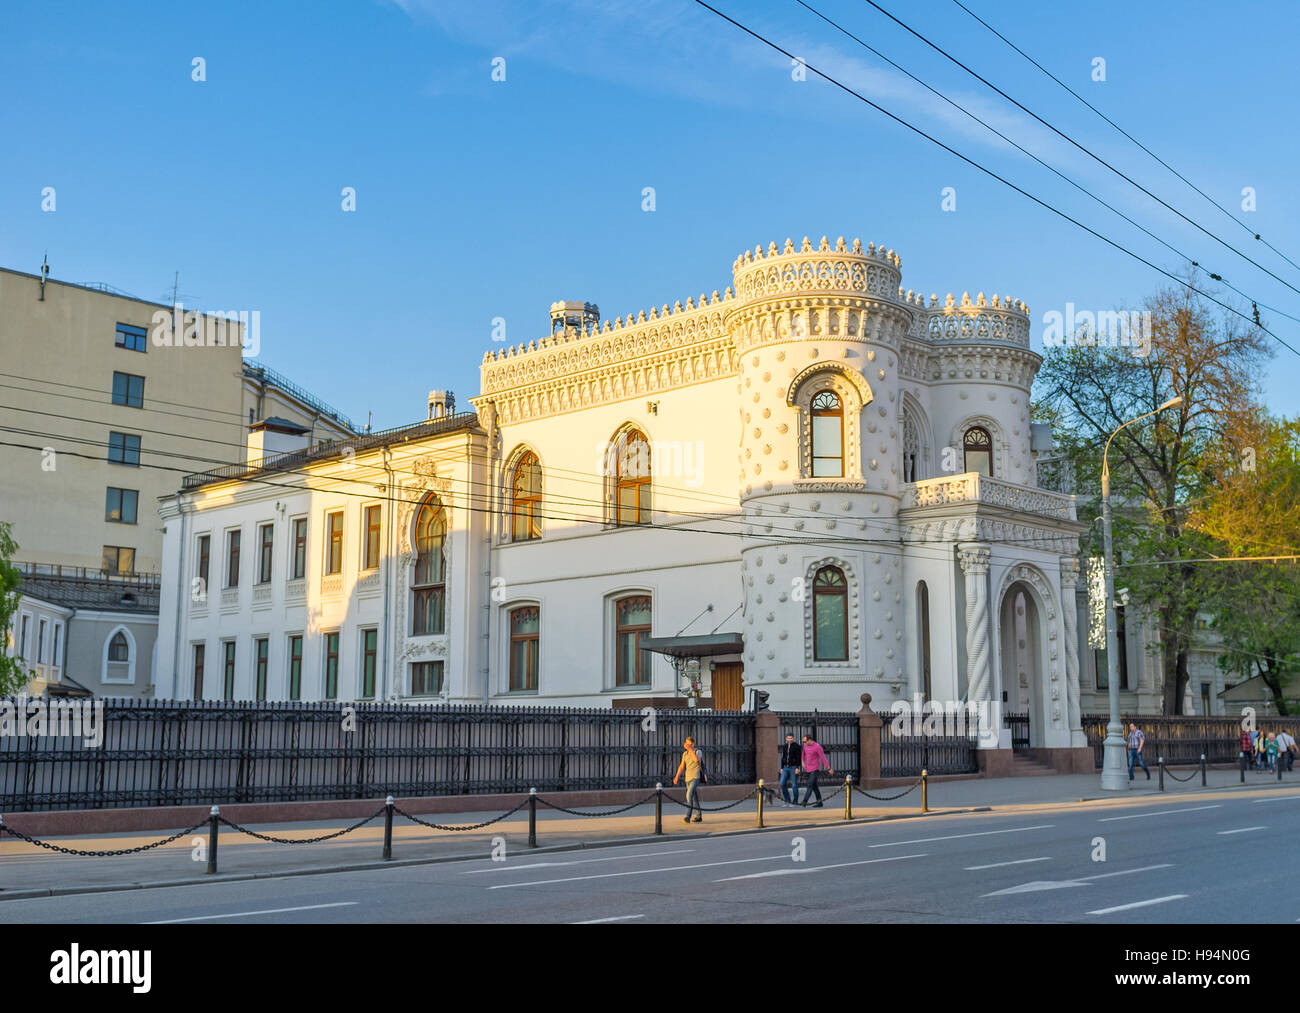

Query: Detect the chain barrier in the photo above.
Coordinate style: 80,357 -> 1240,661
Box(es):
1162,764 -> 1199,782
217,809 -> 385,844
785,782 -> 847,806
535,793 -> 659,817
0,818 -> 210,857
853,778 -> 923,802
664,785 -> 761,812
392,798 -> 530,832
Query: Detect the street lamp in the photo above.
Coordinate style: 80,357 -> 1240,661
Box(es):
1099,395 -> 1183,790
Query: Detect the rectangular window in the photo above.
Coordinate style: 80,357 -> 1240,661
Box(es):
509,606 -> 540,692
288,635 -> 303,700
615,596 -> 652,686
325,511 -> 343,575
18,614 -> 29,658
105,487 -> 139,524
1116,606 -> 1130,691
411,660 -> 443,696
255,637 -> 269,701
257,523 -> 274,584
363,505 -> 381,569
361,629 -> 378,698
115,322 -> 147,352
324,632 -> 340,699
36,618 -> 47,664
192,643 -> 205,700
102,545 -> 135,574
223,641 -> 236,700
226,529 -> 241,587
111,371 -> 145,408
52,623 -> 62,669
197,534 -> 211,590
108,431 -> 141,467
291,518 -> 307,580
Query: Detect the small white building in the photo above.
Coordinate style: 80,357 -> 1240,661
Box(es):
157,235 -> 1092,767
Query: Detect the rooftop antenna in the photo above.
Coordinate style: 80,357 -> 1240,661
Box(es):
38,253 -> 49,301
366,410 -> 373,434
160,270 -> 199,308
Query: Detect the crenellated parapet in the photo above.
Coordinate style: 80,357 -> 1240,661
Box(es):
904,290 -> 1032,346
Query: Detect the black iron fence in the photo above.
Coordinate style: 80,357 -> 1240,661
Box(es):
879,707 -> 981,778
1081,713 -> 1299,768
1004,712 -> 1030,754
0,700 -> 756,812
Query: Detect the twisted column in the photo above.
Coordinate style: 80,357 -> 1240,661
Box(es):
959,544 -> 992,705
1059,558 -> 1084,744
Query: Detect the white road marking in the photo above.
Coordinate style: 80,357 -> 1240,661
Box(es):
1217,826 -> 1266,835
869,825 -> 1054,848
1098,805 -> 1220,822
144,902 -> 358,924
1252,794 -> 1300,803
716,853 -> 926,881
573,914 -> 646,924
1088,895 -> 1188,916
488,854 -> 787,889
462,849 -> 693,873
965,857 -> 1051,871
983,864 -> 1172,897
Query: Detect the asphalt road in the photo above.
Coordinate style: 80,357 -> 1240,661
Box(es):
3,787 -> 1297,924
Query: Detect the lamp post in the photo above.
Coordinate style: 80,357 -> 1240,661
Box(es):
1099,396 -> 1183,790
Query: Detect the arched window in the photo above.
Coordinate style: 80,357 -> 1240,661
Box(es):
413,496 -> 446,635
511,452 -> 542,541
615,595 -> 652,685
509,606 -> 540,691
810,391 -> 843,477
615,429 -> 651,526
903,414 -> 920,483
108,631 -> 129,662
963,426 -> 993,476
812,566 -> 848,661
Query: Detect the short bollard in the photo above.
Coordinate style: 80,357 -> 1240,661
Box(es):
654,783 -> 663,836
1201,754 -> 1207,787
921,769 -> 929,813
1241,752 -> 1247,783
382,795 -> 394,861
1158,757 -> 1165,792
527,787 -> 538,849
756,779 -> 765,828
206,805 -> 220,875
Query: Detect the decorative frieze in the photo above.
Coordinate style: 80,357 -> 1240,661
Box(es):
901,473 -> 1077,521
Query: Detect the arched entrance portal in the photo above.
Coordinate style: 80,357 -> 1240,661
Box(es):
998,581 -> 1043,749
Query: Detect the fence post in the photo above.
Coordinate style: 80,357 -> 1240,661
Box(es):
1158,757 -> 1165,792
382,795 -> 394,861
654,782 -> 663,836
206,806 -> 219,875
756,779 -> 764,828
921,769 -> 928,813
1200,754 -> 1207,788
527,787 -> 537,849
858,694 -> 882,787
844,775 -> 852,820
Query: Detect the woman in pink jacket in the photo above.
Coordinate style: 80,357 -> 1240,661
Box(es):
799,733 -> 834,807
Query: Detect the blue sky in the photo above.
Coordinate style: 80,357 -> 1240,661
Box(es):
3,0 -> 1298,429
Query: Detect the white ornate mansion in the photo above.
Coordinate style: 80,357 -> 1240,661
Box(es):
157,235 -> 1098,765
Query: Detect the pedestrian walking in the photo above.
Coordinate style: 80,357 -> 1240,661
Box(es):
1240,727 -> 1253,773
1255,730 -> 1268,772
799,732 -> 833,807
1278,729 -> 1297,773
778,733 -> 802,807
672,736 -> 706,824
1266,732 -> 1279,773
1127,722 -> 1150,781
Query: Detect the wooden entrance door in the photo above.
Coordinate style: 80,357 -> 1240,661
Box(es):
712,662 -> 744,711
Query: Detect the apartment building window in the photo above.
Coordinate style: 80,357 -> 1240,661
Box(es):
105,487 -> 138,524
615,595 -> 652,686
411,660 -> 443,696
111,371 -> 145,408
36,619 -> 47,665
363,506 -> 382,570
17,614 -> 29,658
114,322 -> 147,352
361,629 -> 378,698
102,546 -> 135,574
108,432 -> 141,467
323,632 -> 340,699
288,635 -> 303,700
226,530 -> 241,587
192,644 -> 205,700
289,520 -> 306,582
257,523 -> 274,584
325,511 -> 344,576
509,606 -> 540,692
52,624 -> 62,671
254,637 -> 269,701
197,534 -> 210,591
223,641 -> 236,699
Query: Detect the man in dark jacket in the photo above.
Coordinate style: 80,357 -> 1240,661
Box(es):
778,734 -> 802,807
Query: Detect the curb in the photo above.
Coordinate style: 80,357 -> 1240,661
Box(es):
0,804 -> 991,904
1077,778 -> 1299,802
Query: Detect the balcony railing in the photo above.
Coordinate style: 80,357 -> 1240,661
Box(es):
899,473 -> 1077,522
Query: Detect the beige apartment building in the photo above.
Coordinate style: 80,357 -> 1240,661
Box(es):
0,265 -> 356,577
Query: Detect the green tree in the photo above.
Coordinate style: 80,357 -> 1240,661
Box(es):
0,522 -> 25,695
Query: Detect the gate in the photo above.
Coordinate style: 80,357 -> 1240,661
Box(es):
1004,712 -> 1030,753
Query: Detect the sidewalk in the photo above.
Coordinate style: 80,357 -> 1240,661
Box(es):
1,767 -> 1291,902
